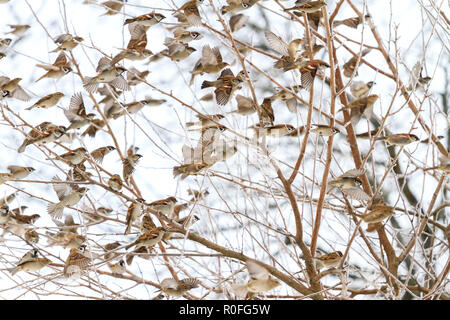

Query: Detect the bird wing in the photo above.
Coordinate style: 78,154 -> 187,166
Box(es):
264,30 -> 289,56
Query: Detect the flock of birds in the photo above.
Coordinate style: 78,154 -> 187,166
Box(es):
0,0 -> 448,299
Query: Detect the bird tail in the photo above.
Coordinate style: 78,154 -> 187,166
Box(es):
83,77 -> 99,93
185,121 -> 199,127
7,267 -> 18,276
25,104 -> 36,111
17,141 -> 28,153
123,18 -> 134,25
201,81 -> 214,89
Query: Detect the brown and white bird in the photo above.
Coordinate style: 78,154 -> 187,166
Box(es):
83,57 -> 129,93
232,260 -> 281,298
108,259 -> 127,275
340,94 -> 378,126
49,147 -> 87,165
100,0 -> 126,15
81,119 -> 106,138
90,145 -> 116,163
124,198 -> 145,235
311,124 -> 340,136
140,213 -> 156,234
327,168 -> 371,202
229,13 -> 249,32
26,92 -> 65,110
160,278 -> 200,297
124,12 -> 166,27
8,255 -> 51,276
7,165 -> 35,179
250,123 -> 295,137
375,133 -> 420,146
63,245 -> 91,278
271,85 -> 302,113
264,30 -> 304,72
201,68 -> 244,105
17,123 -> 66,153
108,174 -> 123,192
147,196 -> 178,216
64,93 -> 96,130
125,226 -> 167,249
350,80 -> 375,99
0,38 -> 12,52
25,229 -> 39,244
110,24 -> 152,65
221,0 -> 258,15
35,52 -> 72,82
126,67 -> 150,87
51,33 -> 84,52
259,97 -> 275,126
228,94 -> 257,116
353,204 -> 395,223
314,251 -> 343,269
122,146 -> 143,185
164,29 -> 203,46
284,0 -> 326,12
173,0 -> 203,26
0,76 -> 30,101
333,15 -> 370,28
407,62 -> 431,91
47,175 -> 89,219
186,113 -> 225,128
189,46 -> 229,85
343,49 -> 371,78
173,163 -> 210,180
6,24 -> 31,37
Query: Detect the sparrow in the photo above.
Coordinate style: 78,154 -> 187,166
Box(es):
107,174 -> 123,192
108,259 -> 126,275
314,251 -> 343,269
333,15 -> 370,28
49,147 -> 88,165
350,81 -> 375,99
26,92 -> 65,110
188,189 -> 210,202
259,97 -> 275,126
229,13 -> 249,32
103,241 -> 122,260
298,59 -> 330,90
175,213 -> 200,228
140,213 -> 156,234
67,162 -> 92,182
284,0 -> 327,13
25,229 -> 39,244
63,245 -> 91,278
112,97 -> 167,119
201,68 -> 244,105
375,133 -> 420,146
51,33 -> 84,52
6,24 -> 31,37
264,30 -> 304,72
124,12 -> 166,27
81,119 -> 106,138
46,230 -> 86,249
160,42 -> 197,62
0,76 -> 30,101
53,214 -> 80,234
232,260 -> 281,298
0,204 -> 11,224
271,85 -> 302,113
126,67 -> 150,86
98,85 -> 122,109
83,57 -> 129,93
250,123 -> 295,137
125,226 -> 167,249
64,93 -> 96,130
17,123 -> 67,153
110,24 -> 152,65
0,38 -> 12,52
189,45 -> 229,85
327,168 -> 370,202
125,245 -> 151,265
47,175 -> 89,219
343,48 -> 371,77
173,0 -> 203,26
311,124 -> 340,136
186,113 -> 225,128
147,196 -> 178,216
173,163 -> 211,180
35,51 -> 72,82
340,94 -> 378,126
124,198 -> 145,235
221,0 -> 258,14
160,278 -> 200,297
172,203 -> 189,220
407,62 -> 431,91
7,166 -> 35,179
228,94 -> 257,115
9,211 -> 40,225
164,29 -> 203,46
353,203 -> 395,223
122,146 -> 143,185
8,256 -> 51,276
18,249 -> 39,265
194,125 -> 228,155
100,0 -> 126,15
90,145 -> 116,163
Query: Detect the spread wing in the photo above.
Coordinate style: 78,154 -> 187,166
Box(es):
264,30 -> 289,56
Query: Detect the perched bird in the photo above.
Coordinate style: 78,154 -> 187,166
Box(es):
271,85 -> 302,113
314,251 -> 343,269
90,145 -> 116,163
108,174 -> 123,192
0,76 -> 30,101
25,229 -> 39,244
343,49 -> 371,78
264,30 -> 304,72
108,259 -> 126,275
340,94 -> 378,126
147,196 -> 178,216
83,57 -> 129,93
259,97 -> 275,126
47,175 -> 89,219
124,12 -> 166,27
140,213 -> 156,234
221,0 -> 258,15
164,29 -> 202,46
67,162 -> 92,182
284,0 -> 326,13
228,94 -> 257,115
6,24 -> 31,37
310,124 -> 340,136
64,93 -> 96,130
333,15 -> 370,28
8,256 -> 51,276
51,34 -> 84,52
122,146 -> 143,185
232,260 -> 281,298
103,241 -> 122,260
407,62 -> 431,91
160,278 -> 200,297
17,249 -> 39,265
350,80 -> 375,99
100,0 -> 126,15
375,133 -> 420,146
63,245 -> 91,278
0,38 -> 12,52
35,52 -> 72,82
124,198 -> 145,235
7,166 -> 35,179
49,147 -> 87,165
26,92 -> 65,110
110,24 -> 152,65
353,204 -> 395,223
46,229 -> 86,249
125,226 -> 167,249
189,46 -> 229,85
18,123 -> 67,153
186,113 -> 225,128
201,68 -> 244,105
173,0 -> 203,26
327,168 -> 370,202
173,163 -> 211,180
229,13 -> 249,32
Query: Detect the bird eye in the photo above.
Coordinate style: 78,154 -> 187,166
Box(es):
242,2 -> 249,8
